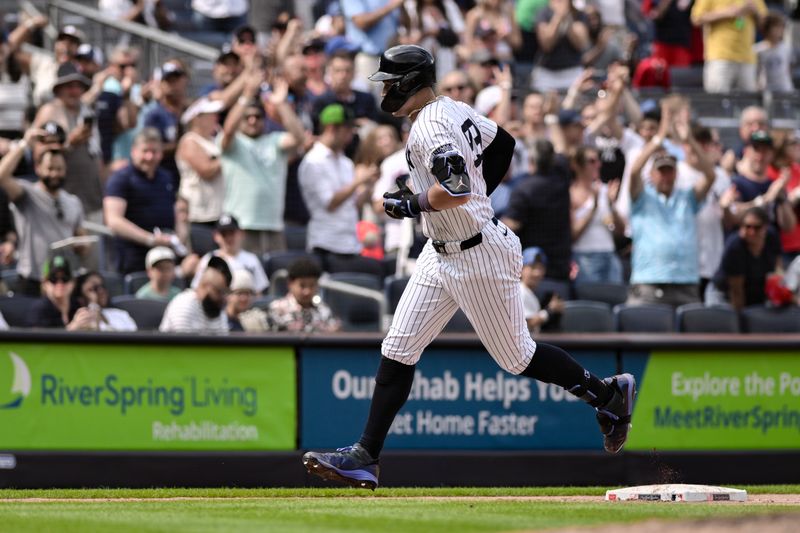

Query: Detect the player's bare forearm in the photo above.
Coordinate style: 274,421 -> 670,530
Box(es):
427,183 -> 471,210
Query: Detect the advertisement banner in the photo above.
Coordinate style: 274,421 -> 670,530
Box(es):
0,343 -> 296,451
300,348 -> 617,450
626,351 -> 800,450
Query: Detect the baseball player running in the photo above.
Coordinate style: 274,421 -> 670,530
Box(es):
303,45 -> 635,490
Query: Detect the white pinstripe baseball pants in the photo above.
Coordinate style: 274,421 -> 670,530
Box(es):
382,218 -> 536,374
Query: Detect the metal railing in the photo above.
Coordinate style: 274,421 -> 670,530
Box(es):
46,0 -> 219,93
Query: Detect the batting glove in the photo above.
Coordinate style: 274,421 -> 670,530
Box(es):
383,178 -> 420,219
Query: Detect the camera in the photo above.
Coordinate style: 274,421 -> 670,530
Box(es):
80,109 -> 96,128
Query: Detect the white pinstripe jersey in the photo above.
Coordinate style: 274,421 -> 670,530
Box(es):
405,96 -> 497,242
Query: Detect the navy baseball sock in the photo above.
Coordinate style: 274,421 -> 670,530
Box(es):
520,342 -> 613,408
358,356 -> 416,459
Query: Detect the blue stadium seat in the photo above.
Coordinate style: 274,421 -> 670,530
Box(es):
562,300 -> 614,333
676,303 -> 739,333
613,303 -> 675,332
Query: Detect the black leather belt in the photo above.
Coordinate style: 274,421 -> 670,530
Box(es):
432,217 -> 498,254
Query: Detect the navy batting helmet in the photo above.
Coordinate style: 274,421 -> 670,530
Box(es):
368,45 -> 435,113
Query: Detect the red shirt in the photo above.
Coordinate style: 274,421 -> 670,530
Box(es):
767,164 -> 800,253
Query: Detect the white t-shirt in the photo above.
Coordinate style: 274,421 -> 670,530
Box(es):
159,289 -> 229,333
521,282 -> 541,334
191,0 -> 248,18
372,149 -> 410,252
191,250 -> 269,293
99,308 -> 138,332
755,40 -> 794,93
676,162 -> 730,279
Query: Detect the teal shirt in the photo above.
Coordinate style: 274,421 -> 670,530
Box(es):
136,282 -> 182,302
631,185 -> 701,284
220,132 -> 288,231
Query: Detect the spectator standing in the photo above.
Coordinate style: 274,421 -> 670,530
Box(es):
463,0 -> 521,63
160,255 -> 231,333
767,130 -> 800,263
730,130 -> 797,235
104,46 -> 142,172
98,0 -> 172,29
220,71 -> 304,256
676,125 -> 735,299
177,98 -> 225,227
191,0 -> 249,33
626,107 -> 716,307
691,0 -> 767,93
569,146 -> 624,283
104,128 -> 179,274
0,130 -> 85,296
299,103 -> 374,262
520,246 -> 564,334
191,214 -> 269,295
532,0 -> 590,91
9,21 -> 85,106
340,0 -> 402,94
136,246 -> 182,301
403,0 -> 464,79
646,0 -> 695,67
709,206 -> 782,309
69,271 -> 137,331
502,139 -> 573,281
313,51 -> 379,130
754,11 -> 795,93
268,257 -> 340,333
34,63 -> 104,221
142,61 -> 189,187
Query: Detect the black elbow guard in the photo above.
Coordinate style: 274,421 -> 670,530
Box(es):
482,126 -> 515,196
431,148 -> 471,196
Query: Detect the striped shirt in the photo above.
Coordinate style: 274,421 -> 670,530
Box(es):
406,96 -> 497,242
159,289 -> 229,333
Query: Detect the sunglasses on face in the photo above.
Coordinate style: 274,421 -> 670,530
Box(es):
48,275 -> 71,284
117,62 -> 137,69
743,223 -> 764,230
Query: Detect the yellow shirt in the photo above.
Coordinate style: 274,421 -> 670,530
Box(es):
691,0 -> 767,63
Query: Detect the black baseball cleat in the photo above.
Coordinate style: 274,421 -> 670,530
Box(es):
302,443 -> 380,490
595,373 -> 637,454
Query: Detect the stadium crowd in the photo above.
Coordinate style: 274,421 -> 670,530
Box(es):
0,0 -> 798,333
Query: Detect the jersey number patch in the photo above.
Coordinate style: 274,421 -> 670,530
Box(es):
461,119 -> 483,168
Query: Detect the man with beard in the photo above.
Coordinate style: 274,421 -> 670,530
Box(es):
0,127 -> 85,296
159,255 -> 232,333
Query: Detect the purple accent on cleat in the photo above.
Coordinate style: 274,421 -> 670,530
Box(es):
302,443 -> 380,490
596,373 -> 636,454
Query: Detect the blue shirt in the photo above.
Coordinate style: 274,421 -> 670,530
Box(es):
341,0 -> 399,55
631,184 -> 701,284
105,164 -> 176,273
732,174 -> 771,202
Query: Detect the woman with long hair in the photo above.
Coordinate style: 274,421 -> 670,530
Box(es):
570,146 -> 625,283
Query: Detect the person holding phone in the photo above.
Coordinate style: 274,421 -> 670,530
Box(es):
33,63 -> 104,222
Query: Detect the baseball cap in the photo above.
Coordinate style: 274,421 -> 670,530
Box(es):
215,214 -> 240,232
42,254 -> 73,281
324,36 -> 360,56
302,37 -> 326,55
76,43 -> 103,64
57,25 -> 86,43
145,246 -> 176,269
522,247 -> 548,267
230,269 -> 255,293
216,43 -> 240,63
749,130 -> 773,147
558,109 -> 582,127
653,153 -> 677,169
207,256 -> 233,287
181,97 -> 225,125
474,85 -> 502,116
319,103 -> 353,127
160,61 -> 187,79
42,121 -> 67,143
53,62 -> 91,92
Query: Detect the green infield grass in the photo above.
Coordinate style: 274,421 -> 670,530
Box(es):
0,486 -> 798,533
